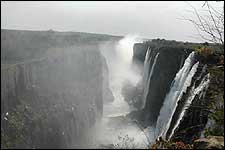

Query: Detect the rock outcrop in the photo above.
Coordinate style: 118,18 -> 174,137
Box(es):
193,136 -> 224,149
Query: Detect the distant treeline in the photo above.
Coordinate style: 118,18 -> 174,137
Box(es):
144,38 -> 223,53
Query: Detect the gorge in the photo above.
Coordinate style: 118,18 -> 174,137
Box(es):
1,29 -> 224,149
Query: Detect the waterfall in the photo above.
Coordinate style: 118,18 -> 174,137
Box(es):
141,51 -> 160,109
167,73 -> 210,139
155,51 -> 199,139
142,47 -> 151,87
95,36 -> 150,148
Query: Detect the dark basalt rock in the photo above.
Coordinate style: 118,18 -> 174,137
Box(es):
135,45 -> 192,126
132,43 -> 148,66
131,41 -> 207,133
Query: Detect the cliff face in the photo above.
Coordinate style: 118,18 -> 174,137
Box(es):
132,43 -> 148,66
142,47 -> 188,125
132,42 -> 192,126
170,54 -> 224,143
1,45 -> 112,148
1,29 -> 122,64
168,63 -> 209,142
132,40 -> 223,146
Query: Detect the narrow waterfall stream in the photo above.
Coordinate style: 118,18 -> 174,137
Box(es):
142,50 -> 160,109
167,73 -> 210,139
155,51 -> 199,139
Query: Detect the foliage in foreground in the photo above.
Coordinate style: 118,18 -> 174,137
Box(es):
150,137 -> 193,149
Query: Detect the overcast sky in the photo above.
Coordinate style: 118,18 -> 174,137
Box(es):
1,1 -> 223,42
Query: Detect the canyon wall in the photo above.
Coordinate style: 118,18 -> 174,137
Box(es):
131,40 -> 211,142
1,30 -> 114,148
132,41 -> 192,126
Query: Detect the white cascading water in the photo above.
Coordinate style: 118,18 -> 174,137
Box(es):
142,50 -> 160,109
143,47 -> 151,87
94,36 -> 151,148
167,73 -> 210,139
155,51 -> 199,139
103,36 -> 142,117
95,41 -> 210,148
141,47 -> 151,108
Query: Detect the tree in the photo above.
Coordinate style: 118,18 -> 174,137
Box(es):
184,1 -> 224,46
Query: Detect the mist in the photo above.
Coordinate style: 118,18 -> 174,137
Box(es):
93,36 -> 150,148
1,1 -> 224,149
